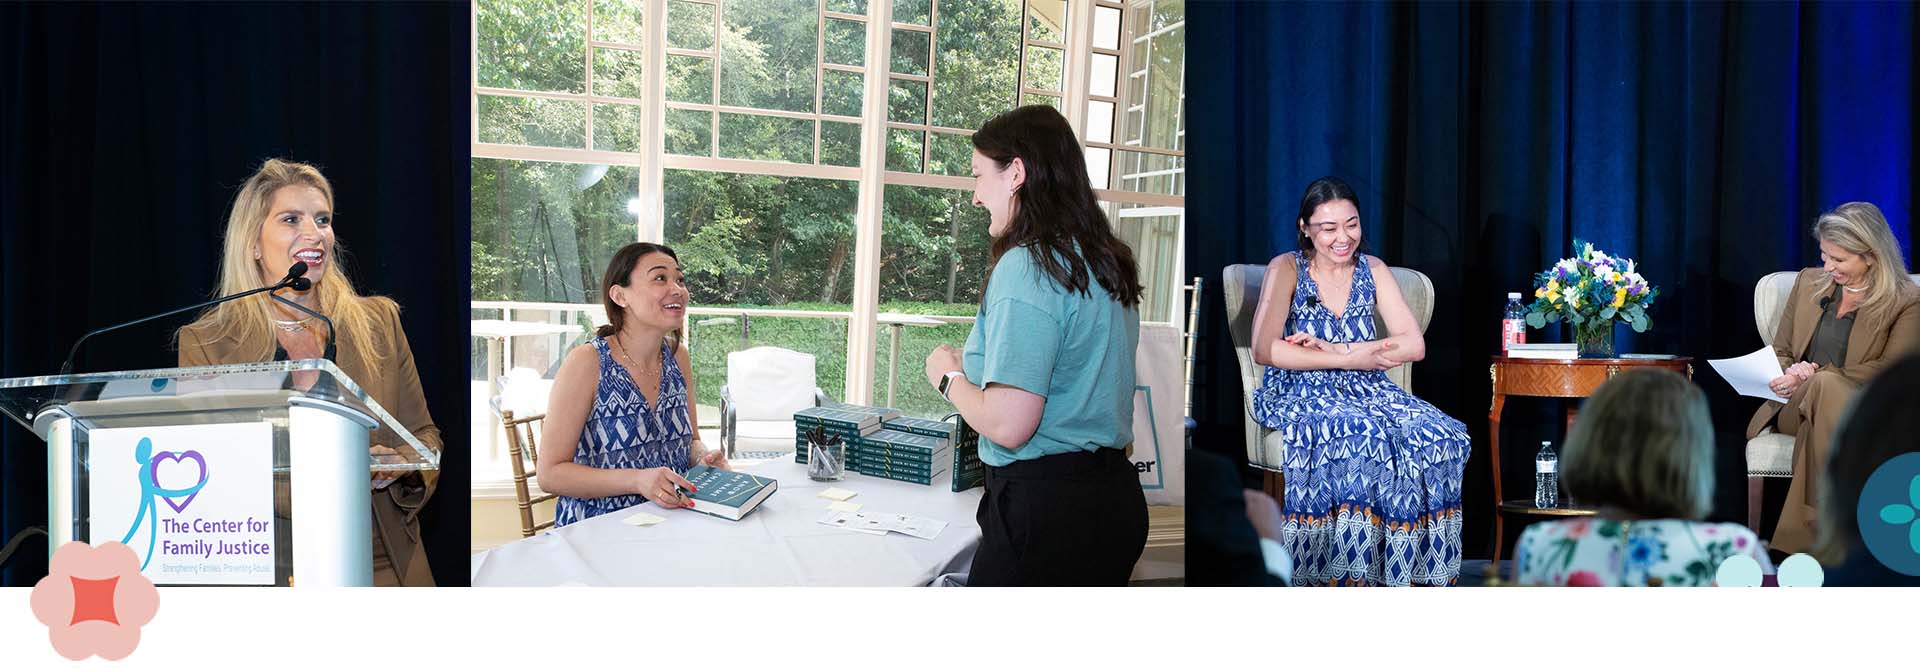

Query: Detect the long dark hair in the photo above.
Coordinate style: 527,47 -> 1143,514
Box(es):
595,242 -> 683,345
972,105 -> 1142,307
1294,176 -> 1368,262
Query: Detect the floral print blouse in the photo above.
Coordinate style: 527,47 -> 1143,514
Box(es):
1513,518 -> 1774,587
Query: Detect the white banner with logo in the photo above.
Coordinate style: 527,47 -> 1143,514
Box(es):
87,422 -> 276,585
1132,322 -> 1185,506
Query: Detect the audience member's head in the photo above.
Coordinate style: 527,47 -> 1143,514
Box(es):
1562,369 -> 1715,521
1817,353 -> 1920,564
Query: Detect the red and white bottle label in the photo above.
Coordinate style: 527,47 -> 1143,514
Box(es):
1502,319 -> 1526,353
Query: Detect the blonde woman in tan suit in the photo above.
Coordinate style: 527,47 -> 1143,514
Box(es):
176,158 -> 442,586
1748,201 -> 1920,556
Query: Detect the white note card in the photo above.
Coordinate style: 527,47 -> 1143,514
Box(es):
817,510 -> 888,535
623,512 -> 666,527
815,510 -> 945,540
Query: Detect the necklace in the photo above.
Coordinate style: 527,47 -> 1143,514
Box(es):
1844,284 -> 1868,294
612,334 -> 659,376
272,316 -> 314,332
1311,255 -> 1354,276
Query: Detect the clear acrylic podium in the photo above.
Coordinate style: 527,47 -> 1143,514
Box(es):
0,359 -> 438,586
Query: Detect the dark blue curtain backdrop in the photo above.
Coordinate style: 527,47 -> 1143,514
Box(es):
1188,1 -> 1920,561
0,2 -> 469,585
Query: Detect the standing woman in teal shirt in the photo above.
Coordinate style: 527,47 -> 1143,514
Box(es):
923,105 -> 1147,585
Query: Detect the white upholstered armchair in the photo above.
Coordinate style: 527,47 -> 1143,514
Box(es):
1222,263 -> 1436,496
719,346 -> 830,457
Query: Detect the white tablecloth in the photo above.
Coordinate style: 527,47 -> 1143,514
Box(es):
470,456 -> 985,586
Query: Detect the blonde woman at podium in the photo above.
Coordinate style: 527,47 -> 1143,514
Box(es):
175,158 -> 442,586
538,242 -> 727,527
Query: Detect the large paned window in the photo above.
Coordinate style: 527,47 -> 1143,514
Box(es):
472,0 -> 1185,456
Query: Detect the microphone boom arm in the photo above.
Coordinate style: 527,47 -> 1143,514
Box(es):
60,284 -> 275,375
269,292 -> 336,363
57,264 -> 309,375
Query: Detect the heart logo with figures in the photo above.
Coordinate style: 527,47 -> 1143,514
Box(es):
148,450 -> 209,512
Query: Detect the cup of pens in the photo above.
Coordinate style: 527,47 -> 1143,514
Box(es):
805,426 -> 845,482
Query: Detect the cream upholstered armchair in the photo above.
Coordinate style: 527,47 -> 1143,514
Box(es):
1748,271 -> 1920,533
1223,263 -> 1435,496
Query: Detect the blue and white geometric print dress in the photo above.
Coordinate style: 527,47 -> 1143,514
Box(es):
1249,253 -> 1471,586
553,336 -> 694,527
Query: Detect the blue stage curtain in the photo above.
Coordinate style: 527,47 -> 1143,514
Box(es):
1189,1 -> 1920,559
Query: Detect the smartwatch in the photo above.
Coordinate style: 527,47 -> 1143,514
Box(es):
938,371 -> 964,401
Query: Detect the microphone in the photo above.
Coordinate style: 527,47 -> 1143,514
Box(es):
58,263 -> 311,375
269,290 -> 335,363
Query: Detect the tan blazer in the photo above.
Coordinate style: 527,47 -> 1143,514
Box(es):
178,297 -> 441,586
1746,267 -> 1920,438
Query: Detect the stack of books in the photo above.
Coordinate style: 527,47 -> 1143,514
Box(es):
849,429 -> 953,484
794,404 -> 897,466
879,416 -> 984,492
792,405 -> 895,445
794,404 -> 985,492
1507,343 -> 1578,360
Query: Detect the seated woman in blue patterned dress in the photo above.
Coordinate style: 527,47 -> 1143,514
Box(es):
1512,370 -> 1771,586
1248,177 -> 1471,586
538,242 -> 729,527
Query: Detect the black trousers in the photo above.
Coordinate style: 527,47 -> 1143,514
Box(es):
970,447 -> 1147,586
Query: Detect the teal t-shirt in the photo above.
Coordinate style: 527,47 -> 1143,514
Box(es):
961,245 -> 1140,467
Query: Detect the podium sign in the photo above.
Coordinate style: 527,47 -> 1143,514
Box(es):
87,422 -> 276,585
0,360 -> 438,586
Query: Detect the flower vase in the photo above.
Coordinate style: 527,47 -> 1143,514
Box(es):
1576,325 -> 1615,359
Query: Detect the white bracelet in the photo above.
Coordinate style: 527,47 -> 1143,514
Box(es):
940,371 -> 964,400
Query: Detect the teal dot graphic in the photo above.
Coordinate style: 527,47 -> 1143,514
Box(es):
1777,553 -> 1825,587
1714,554 -> 1762,587
1857,452 -> 1920,576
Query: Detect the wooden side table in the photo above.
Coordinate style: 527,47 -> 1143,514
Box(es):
1487,355 -> 1693,565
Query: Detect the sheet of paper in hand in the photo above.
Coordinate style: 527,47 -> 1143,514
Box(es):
1708,347 -> 1788,401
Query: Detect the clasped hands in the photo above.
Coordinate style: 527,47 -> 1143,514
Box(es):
1283,332 -> 1400,371
1767,361 -> 1821,399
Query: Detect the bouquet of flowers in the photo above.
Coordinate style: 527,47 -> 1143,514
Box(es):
1524,240 -> 1660,355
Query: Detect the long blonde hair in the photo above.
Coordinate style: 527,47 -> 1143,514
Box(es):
177,158 -> 390,371
1811,201 -> 1914,319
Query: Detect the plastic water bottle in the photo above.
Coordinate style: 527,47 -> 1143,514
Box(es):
1535,441 -> 1558,509
1502,292 -> 1527,355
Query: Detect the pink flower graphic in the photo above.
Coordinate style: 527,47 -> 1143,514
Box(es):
29,541 -> 160,660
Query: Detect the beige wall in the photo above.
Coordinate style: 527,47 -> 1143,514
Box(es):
471,493 -> 556,554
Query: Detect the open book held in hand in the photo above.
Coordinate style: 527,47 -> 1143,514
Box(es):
682,465 -> 777,521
